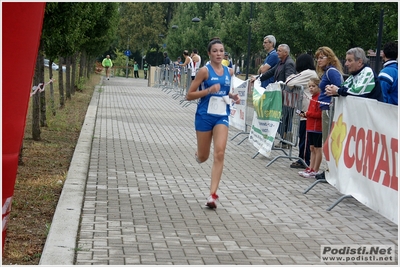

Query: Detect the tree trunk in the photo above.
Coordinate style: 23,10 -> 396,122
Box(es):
87,56 -> 95,79
49,60 -> 56,116
65,56 -> 71,100
86,56 -> 90,79
71,52 -> 78,94
58,56 -> 64,108
79,50 -> 86,81
32,45 -> 41,140
39,41 -> 47,127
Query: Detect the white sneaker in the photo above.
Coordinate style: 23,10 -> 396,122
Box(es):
298,168 -> 311,176
205,194 -> 219,209
302,171 -> 318,178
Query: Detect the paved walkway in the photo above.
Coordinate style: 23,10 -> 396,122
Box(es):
40,76 -> 397,265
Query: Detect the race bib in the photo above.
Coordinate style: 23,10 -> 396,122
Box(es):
207,96 -> 228,115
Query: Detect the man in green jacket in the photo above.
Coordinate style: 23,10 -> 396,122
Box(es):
102,55 -> 113,80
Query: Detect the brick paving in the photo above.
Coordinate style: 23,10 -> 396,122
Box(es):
74,76 -> 397,265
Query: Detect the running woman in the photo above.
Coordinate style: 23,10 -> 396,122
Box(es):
186,39 -> 240,209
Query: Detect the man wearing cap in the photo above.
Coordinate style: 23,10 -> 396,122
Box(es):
222,52 -> 232,68
258,35 -> 279,88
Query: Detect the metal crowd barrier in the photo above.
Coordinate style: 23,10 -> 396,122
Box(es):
153,64 -> 196,107
179,69 -> 197,107
163,64 -> 176,93
263,83 -> 306,167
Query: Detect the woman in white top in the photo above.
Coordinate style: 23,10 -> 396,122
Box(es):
191,49 -> 201,76
179,50 -> 195,80
285,53 -> 318,169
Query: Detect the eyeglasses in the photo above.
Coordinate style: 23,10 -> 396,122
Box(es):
316,56 -> 327,60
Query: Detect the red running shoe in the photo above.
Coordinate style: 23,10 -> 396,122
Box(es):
205,194 -> 219,209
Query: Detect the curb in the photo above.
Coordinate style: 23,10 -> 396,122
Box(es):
39,80 -> 102,265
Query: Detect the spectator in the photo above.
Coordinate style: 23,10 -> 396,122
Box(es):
133,61 -> 139,78
191,49 -> 202,75
378,41 -> 398,105
324,47 -> 384,181
163,52 -> 171,65
257,44 -> 296,83
313,46 -> 344,180
285,53 -> 319,169
179,50 -> 195,80
173,57 -> 183,85
185,38 -> 240,209
174,56 -> 183,65
258,35 -> 279,88
222,52 -> 233,68
235,65 -> 241,75
298,78 -> 323,178
143,60 -> 149,79
102,55 -> 113,80
325,47 -> 383,101
162,52 -> 171,82
253,44 -> 296,147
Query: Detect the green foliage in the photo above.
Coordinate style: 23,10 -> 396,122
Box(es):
118,3 -> 170,52
76,77 -> 86,91
42,2 -> 398,71
112,48 -> 134,77
250,2 -> 397,57
42,2 -> 119,60
220,3 -> 251,63
82,2 -> 119,57
112,48 -> 128,67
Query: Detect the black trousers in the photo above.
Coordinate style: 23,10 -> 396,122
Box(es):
298,120 -> 310,165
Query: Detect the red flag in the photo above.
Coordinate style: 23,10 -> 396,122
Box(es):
2,2 -> 46,251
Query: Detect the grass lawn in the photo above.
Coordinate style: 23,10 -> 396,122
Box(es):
2,68 -> 101,265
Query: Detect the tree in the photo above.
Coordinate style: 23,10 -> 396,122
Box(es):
118,3 -> 169,53
32,49 -> 42,141
38,40 -> 47,127
251,2 -> 398,57
220,3 -> 255,68
79,2 -> 119,83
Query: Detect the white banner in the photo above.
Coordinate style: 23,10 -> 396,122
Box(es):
324,96 -> 398,224
248,81 -> 282,157
229,76 -> 248,131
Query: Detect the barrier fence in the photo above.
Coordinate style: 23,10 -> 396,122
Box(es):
305,96 -> 398,224
153,64 -> 195,107
249,82 -> 306,167
150,68 -> 398,225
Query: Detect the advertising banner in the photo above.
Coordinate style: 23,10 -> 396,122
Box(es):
248,81 -> 282,157
229,76 -> 248,131
324,96 -> 398,224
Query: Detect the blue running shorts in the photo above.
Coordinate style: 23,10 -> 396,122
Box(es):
195,113 -> 229,132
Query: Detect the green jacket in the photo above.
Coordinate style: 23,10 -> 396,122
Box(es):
102,58 -> 113,67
